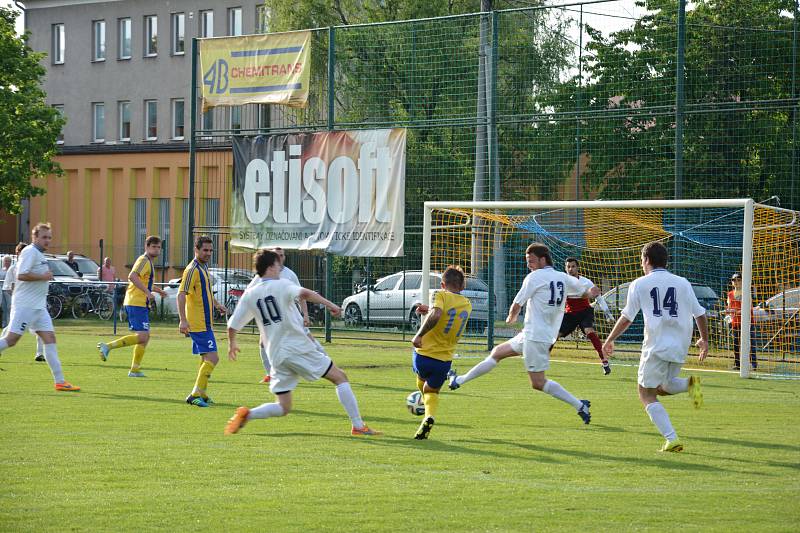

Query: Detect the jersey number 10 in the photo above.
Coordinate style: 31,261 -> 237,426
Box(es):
256,296 -> 283,326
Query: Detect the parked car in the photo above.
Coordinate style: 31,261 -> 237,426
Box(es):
599,281 -> 721,342
54,253 -> 101,281
45,255 -> 101,318
155,268 -> 253,317
342,270 -> 494,332
752,287 -> 800,351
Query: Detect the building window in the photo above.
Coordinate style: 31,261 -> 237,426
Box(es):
158,199 -> 171,265
133,199 -> 147,263
230,106 -> 241,134
258,104 -> 270,131
53,105 -> 65,144
52,23 -> 65,64
171,99 -> 184,139
228,7 -> 242,36
118,101 -> 131,141
145,100 -> 157,140
171,13 -> 185,55
144,15 -> 157,56
256,5 -> 269,33
200,10 -> 214,38
92,20 -> 106,61
204,198 -> 220,266
92,102 -> 105,142
118,18 -> 131,59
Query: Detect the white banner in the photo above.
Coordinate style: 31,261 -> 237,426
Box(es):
231,129 -> 406,256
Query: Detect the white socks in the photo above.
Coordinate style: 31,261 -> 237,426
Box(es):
542,379 -> 584,410
259,341 -> 271,373
661,377 -> 689,395
456,356 -> 497,386
36,336 -> 44,356
646,402 -> 677,441
249,402 -> 286,419
43,343 -> 65,384
335,382 -> 364,428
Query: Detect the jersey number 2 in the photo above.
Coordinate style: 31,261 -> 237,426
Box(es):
649,287 -> 678,317
256,296 -> 283,326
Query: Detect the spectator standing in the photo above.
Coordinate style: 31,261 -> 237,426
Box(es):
726,273 -> 758,371
0,255 -> 11,328
64,251 -> 80,275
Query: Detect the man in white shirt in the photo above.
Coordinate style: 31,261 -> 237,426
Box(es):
0,223 -> 79,391
602,241 -> 708,452
249,246 -> 313,384
1,254 -> 11,328
224,248 -> 380,437
449,243 -> 599,424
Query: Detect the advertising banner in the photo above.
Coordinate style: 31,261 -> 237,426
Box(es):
232,129 -> 406,257
199,31 -> 311,109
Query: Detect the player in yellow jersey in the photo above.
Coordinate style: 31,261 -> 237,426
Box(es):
179,236 -> 226,407
97,236 -> 166,377
410,266 -> 472,439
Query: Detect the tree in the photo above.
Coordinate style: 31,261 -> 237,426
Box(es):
0,7 -> 64,214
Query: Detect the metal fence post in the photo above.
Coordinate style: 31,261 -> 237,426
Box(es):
188,37 -> 198,261
675,0 -> 686,199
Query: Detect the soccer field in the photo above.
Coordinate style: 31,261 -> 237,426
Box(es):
1,322 -> 798,532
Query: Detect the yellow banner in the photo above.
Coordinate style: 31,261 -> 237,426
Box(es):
199,31 -> 311,110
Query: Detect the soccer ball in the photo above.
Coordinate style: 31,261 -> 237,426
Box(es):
406,391 -> 425,416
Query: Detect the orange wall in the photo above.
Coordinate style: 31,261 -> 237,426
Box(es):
27,151 -> 229,280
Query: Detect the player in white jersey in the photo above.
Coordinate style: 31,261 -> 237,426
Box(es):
449,243 -> 599,424
224,248 -> 381,437
0,223 -> 79,391
1,242 -> 46,362
602,241 -> 708,452
248,246 -> 314,384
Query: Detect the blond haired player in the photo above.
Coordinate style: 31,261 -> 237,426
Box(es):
603,241 -> 708,452
97,235 -> 166,376
0,223 -> 79,391
409,266 -> 472,439
224,249 -> 380,437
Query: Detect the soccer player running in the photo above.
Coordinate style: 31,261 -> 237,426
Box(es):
179,236 -> 227,407
557,258 -> 614,375
602,241 -> 707,453
449,243 -> 598,424
0,223 -> 80,391
97,235 -> 167,376
252,246 -> 311,384
224,249 -> 381,437
410,265 -> 471,439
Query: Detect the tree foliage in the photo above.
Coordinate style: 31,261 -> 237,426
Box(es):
0,7 -> 64,214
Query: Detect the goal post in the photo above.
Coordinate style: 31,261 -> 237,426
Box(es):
422,199 -> 800,378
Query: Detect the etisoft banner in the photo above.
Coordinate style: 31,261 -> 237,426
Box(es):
199,31 -> 310,110
232,129 -> 406,257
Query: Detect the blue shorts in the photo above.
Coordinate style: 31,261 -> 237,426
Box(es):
189,330 -> 217,355
412,351 -> 452,390
125,305 -> 150,332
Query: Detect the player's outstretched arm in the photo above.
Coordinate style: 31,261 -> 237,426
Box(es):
694,313 -> 709,361
298,288 -> 341,317
412,307 -> 442,348
602,316 -> 632,358
227,328 -> 241,361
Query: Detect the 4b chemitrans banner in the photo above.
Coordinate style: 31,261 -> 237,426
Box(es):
231,129 -> 406,257
199,31 -> 310,109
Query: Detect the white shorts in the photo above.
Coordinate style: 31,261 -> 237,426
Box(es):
522,340 -> 551,373
638,355 -> 683,388
270,348 -> 333,394
507,332 -> 525,354
8,307 -> 53,336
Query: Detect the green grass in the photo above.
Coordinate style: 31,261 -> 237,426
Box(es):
1,322 -> 798,532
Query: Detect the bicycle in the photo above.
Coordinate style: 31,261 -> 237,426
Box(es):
71,285 -> 115,320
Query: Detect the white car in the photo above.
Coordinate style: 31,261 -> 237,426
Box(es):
154,268 -> 253,317
342,270 -> 493,332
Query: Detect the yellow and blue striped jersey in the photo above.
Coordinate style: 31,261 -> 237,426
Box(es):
124,254 -> 154,307
416,290 -> 472,362
179,259 -> 215,332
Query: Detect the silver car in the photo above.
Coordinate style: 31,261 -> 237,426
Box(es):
342,270 -> 492,332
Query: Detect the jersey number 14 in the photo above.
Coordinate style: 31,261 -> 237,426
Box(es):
650,287 -> 678,317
